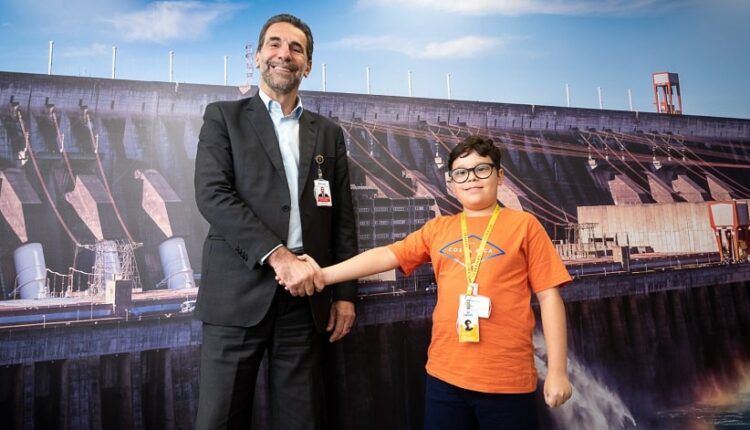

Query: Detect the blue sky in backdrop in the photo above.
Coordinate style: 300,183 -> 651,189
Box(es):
0,0 -> 748,118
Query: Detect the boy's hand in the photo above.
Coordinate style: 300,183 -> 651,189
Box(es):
544,372 -> 573,408
297,254 -> 325,292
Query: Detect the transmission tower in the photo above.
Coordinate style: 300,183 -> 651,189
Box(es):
84,240 -> 143,295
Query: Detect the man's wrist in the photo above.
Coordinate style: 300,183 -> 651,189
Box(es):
267,246 -> 294,268
260,244 -> 284,265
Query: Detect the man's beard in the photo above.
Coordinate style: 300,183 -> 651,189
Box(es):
261,61 -> 302,95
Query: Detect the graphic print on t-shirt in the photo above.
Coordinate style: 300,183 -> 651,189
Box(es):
439,234 -> 505,267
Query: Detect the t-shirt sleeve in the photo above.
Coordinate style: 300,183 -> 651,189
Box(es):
525,214 -> 572,293
387,219 -> 434,276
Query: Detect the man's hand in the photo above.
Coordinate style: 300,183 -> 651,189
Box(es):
269,247 -> 316,296
327,300 -> 355,342
297,254 -> 325,292
544,371 -> 573,408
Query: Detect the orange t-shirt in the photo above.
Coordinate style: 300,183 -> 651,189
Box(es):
388,208 -> 571,393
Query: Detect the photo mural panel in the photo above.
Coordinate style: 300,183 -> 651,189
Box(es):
0,71 -> 749,429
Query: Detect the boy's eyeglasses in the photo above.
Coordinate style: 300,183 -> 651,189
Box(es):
448,163 -> 495,183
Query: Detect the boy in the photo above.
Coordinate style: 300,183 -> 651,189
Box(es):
289,136 -> 572,429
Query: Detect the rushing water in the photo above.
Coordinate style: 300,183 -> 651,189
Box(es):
654,375 -> 750,429
536,337 -> 750,429
544,281 -> 750,430
535,333 -> 637,430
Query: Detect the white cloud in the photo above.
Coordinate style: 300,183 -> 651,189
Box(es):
420,36 -> 510,59
328,35 -> 512,59
107,1 -> 245,43
358,0 -> 685,15
330,35 -> 407,53
60,43 -> 110,58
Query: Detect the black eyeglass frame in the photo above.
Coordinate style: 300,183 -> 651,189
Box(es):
448,163 -> 497,183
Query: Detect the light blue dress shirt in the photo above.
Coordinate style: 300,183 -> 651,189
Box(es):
258,89 -> 304,257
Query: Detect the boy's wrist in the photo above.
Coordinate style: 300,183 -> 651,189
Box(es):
546,368 -> 568,378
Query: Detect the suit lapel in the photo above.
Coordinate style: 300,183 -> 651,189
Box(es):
246,95 -> 287,181
297,111 -> 318,197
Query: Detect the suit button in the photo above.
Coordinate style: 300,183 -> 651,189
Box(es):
282,205 -> 290,212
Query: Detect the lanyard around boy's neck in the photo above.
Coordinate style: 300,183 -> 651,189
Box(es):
460,204 -> 501,295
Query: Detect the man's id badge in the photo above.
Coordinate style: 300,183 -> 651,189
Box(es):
458,307 -> 480,343
314,179 -> 332,207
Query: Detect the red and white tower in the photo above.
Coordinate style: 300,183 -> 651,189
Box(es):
652,72 -> 683,114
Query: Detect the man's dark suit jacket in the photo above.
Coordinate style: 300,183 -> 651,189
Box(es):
193,94 -> 358,332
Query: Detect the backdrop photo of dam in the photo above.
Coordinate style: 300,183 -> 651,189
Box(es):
0,71 -> 749,429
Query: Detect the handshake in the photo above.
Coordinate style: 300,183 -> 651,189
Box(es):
269,247 -> 325,297
269,246 -> 357,342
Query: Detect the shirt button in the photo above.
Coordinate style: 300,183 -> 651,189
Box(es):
282,205 -> 290,212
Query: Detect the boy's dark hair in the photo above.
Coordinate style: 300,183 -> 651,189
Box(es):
257,14 -> 314,60
447,136 -> 502,170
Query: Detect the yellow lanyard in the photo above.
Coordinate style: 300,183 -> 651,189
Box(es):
460,205 -> 501,295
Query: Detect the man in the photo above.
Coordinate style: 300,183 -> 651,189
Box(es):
193,13 -> 358,429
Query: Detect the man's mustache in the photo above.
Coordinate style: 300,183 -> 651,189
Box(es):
266,60 -> 299,72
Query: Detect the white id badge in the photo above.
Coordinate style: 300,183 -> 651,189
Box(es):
314,179 -> 332,207
459,294 -> 491,319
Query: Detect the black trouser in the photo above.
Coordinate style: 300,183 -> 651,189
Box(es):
424,375 -> 539,430
195,288 -> 323,430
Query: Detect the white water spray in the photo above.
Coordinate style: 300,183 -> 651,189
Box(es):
534,332 -> 637,429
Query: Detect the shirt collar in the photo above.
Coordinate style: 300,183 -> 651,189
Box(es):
258,88 -> 304,120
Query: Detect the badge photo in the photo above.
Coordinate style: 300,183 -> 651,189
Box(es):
458,308 -> 480,343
